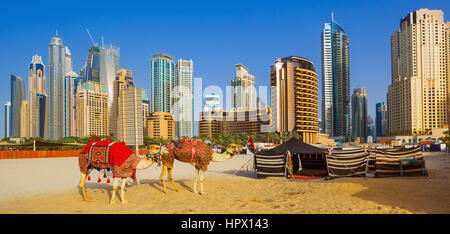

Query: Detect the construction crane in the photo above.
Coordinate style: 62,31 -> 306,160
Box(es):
86,28 -> 98,47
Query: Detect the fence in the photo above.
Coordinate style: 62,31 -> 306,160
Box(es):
0,149 -> 151,159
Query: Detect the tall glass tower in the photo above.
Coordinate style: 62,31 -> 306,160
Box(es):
151,53 -> 174,113
10,75 -> 25,137
100,44 -> 120,108
321,14 -> 350,140
174,59 -> 194,138
351,88 -> 367,143
48,33 -> 66,140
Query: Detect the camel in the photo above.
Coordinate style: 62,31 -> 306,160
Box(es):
78,140 -> 158,205
148,139 -> 242,195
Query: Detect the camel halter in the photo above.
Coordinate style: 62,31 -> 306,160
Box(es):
146,146 -> 161,162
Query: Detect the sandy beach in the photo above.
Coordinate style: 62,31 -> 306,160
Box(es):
0,152 -> 449,214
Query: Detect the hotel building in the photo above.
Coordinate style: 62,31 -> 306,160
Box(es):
270,56 -> 319,144
387,9 -> 449,137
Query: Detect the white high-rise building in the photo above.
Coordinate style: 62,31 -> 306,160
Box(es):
173,59 -> 194,138
231,64 -> 256,111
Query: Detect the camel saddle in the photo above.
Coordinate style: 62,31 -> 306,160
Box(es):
170,138 -> 200,162
81,138 -> 134,169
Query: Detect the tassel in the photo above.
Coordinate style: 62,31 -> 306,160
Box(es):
88,176 -> 91,181
107,178 -> 110,183
103,173 -> 107,178
97,177 -> 101,183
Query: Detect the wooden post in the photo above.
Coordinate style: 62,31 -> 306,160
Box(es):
33,140 -> 36,151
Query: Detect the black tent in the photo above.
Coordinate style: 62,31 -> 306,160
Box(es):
254,138 -> 327,178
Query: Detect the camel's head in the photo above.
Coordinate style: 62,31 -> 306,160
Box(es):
148,144 -> 169,155
225,144 -> 242,156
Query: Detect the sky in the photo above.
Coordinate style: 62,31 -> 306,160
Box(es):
0,0 -> 449,137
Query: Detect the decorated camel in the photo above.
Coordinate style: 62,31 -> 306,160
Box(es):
148,138 -> 242,195
78,137 -> 158,204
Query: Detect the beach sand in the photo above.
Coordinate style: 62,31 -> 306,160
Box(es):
0,152 -> 449,214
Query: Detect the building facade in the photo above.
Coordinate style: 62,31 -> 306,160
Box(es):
100,44 -> 120,108
387,9 -> 449,136
20,100 -> 30,138
376,102 -> 388,137
204,93 -> 221,112
174,59 -> 194,138
321,14 -> 351,139
351,88 -> 368,143
151,53 -> 174,113
147,112 -> 175,140
4,101 -> 11,138
10,75 -> 25,137
142,89 -> 150,136
76,81 -> 109,137
110,68 -> 134,137
199,108 -> 272,137
63,71 -> 77,137
28,55 -> 47,138
48,34 -> 66,140
270,56 -> 319,144
231,64 -> 256,111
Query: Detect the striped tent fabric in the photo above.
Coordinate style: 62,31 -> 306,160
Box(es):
370,147 -> 427,178
326,149 -> 370,177
254,154 -> 286,178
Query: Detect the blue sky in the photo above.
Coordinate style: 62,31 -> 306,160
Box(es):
0,0 -> 449,137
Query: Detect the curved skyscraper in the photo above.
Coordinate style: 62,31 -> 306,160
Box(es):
270,56 -> 319,144
10,75 -> 25,137
48,33 -> 66,140
321,14 -> 350,140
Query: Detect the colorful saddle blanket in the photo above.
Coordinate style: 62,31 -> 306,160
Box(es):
81,139 -> 134,167
87,142 -> 115,169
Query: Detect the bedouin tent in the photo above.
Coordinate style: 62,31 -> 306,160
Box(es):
253,138 -> 326,178
370,146 -> 427,177
325,148 -> 370,178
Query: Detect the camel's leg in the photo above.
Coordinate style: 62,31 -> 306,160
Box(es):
199,170 -> 206,195
120,178 -> 128,203
80,173 -> 91,201
167,167 -> 180,192
160,165 -> 168,193
193,168 -> 199,194
110,178 -> 120,205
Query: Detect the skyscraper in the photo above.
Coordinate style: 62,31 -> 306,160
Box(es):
10,75 -> 25,137
100,44 -> 120,108
270,56 -> 319,144
63,71 -> 77,137
388,9 -> 449,136
110,68 -> 134,137
48,33 -> 66,140
141,89 -> 150,136
231,64 -> 256,111
4,101 -> 11,138
321,14 -> 350,139
204,93 -> 221,112
174,59 -> 194,138
351,88 -> 368,143
376,102 -> 388,137
82,46 -> 101,83
151,53 -> 174,113
117,85 -> 143,146
65,47 -> 72,74
28,54 -> 47,138
20,100 -> 30,138
76,81 -> 109,137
